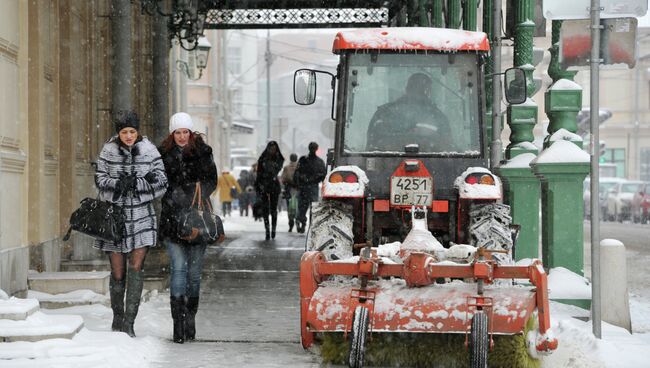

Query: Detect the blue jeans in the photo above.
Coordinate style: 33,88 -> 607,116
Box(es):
165,239 -> 207,298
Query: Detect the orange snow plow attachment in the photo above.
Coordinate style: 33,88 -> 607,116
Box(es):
299,250 -> 558,357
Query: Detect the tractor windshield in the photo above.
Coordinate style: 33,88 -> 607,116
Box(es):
342,52 -> 482,155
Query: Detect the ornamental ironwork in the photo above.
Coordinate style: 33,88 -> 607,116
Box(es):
204,8 -> 390,29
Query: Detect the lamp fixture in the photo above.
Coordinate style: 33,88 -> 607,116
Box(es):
140,0 -> 208,51
176,36 -> 211,80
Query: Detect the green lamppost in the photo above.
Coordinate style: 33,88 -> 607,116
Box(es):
495,0 -> 540,261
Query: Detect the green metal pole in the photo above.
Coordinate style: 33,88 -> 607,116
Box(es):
496,0 -> 540,262
419,0 -> 430,26
446,0 -> 461,29
506,0 -> 537,158
483,0 -> 493,147
432,0 -> 444,27
462,0 -> 477,31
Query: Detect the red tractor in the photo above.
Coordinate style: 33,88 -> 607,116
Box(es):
294,28 -> 556,368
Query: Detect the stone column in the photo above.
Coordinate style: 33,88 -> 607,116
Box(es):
531,141 -> 590,274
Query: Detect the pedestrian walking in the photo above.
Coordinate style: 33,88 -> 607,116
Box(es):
217,168 -> 241,216
95,110 -> 168,337
237,170 -> 255,216
255,141 -> 285,240
294,142 -> 327,233
158,112 -> 219,344
280,153 -> 299,232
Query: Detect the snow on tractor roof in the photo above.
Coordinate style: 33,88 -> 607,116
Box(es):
332,27 -> 490,53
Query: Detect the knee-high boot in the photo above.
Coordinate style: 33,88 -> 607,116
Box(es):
185,296 -> 199,341
263,217 -> 270,240
170,295 -> 186,343
109,276 -> 125,332
271,214 -> 277,239
123,267 -> 144,337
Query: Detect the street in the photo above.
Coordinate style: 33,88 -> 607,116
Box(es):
153,216 -> 322,367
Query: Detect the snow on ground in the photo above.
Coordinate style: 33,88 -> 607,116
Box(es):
1,212 -> 650,367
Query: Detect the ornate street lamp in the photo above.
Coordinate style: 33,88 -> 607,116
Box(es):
176,36 -> 211,80
140,0 -> 208,50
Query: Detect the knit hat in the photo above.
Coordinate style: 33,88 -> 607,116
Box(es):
114,110 -> 140,133
169,112 -> 194,133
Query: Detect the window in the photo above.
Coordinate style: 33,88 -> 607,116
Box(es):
231,88 -> 242,115
641,148 -> 650,181
342,53 -> 481,155
227,46 -> 241,74
602,148 -> 626,177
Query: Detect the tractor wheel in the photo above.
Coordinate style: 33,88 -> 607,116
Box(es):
348,306 -> 369,368
306,200 -> 354,261
469,203 -> 513,264
470,311 -> 489,368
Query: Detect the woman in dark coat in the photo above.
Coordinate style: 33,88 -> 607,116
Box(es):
255,141 -> 285,240
95,110 -> 168,337
158,112 -> 219,343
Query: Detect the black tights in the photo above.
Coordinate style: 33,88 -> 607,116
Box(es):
260,191 -> 280,222
108,247 -> 148,281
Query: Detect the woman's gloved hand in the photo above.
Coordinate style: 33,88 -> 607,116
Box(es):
113,173 -> 138,201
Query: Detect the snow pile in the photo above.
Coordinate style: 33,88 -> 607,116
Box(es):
377,241 -> 402,263
335,27 -> 488,52
454,167 -> 502,199
444,243 -> 476,262
27,289 -> 108,305
322,165 -> 368,198
0,289 -> 8,300
549,128 -> 583,143
400,214 -> 445,259
500,153 -> 537,169
549,78 -> 582,91
532,140 -> 590,164
548,267 -> 591,299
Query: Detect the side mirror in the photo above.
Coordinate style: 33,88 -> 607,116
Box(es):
294,69 -> 317,105
504,67 -> 527,105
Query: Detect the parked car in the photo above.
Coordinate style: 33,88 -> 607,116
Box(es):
631,182 -> 650,224
605,180 -> 644,222
583,177 -> 626,220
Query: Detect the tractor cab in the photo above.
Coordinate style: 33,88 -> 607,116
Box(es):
295,27 -> 525,247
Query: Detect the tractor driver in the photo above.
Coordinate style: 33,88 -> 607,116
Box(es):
366,72 -> 451,152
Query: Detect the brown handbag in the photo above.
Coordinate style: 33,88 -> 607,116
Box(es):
178,183 -> 224,244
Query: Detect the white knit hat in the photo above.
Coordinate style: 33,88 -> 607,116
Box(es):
169,112 -> 194,133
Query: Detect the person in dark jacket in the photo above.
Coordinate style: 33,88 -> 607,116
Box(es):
158,112 -> 219,344
280,153 -> 299,232
255,141 -> 285,240
237,170 -> 255,217
95,110 -> 168,337
294,142 -> 327,233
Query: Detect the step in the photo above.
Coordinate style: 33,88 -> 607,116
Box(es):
28,271 -> 110,295
27,289 -> 109,309
0,311 -> 84,342
0,297 -> 39,320
143,275 -> 169,292
60,259 -> 111,272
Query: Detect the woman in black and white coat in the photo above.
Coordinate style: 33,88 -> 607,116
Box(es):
95,110 -> 168,337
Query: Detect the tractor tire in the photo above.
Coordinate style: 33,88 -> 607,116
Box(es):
348,306 -> 369,368
468,203 -> 513,265
470,311 -> 489,368
306,200 -> 354,261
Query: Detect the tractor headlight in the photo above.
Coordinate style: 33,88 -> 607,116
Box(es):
329,171 -> 358,184
465,173 -> 496,185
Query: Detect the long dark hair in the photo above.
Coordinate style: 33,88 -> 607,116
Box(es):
161,130 -> 206,155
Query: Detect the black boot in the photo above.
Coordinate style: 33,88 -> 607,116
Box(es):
170,296 -> 186,343
264,218 -> 270,240
109,276 -> 125,332
271,214 -> 277,239
185,297 -> 199,341
123,267 -> 144,337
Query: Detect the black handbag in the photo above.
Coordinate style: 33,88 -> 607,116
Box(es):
62,197 -> 126,242
178,183 -> 224,245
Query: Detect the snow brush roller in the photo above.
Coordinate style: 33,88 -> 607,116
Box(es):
299,247 -> 557,367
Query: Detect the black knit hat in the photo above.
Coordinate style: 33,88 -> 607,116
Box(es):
114,110 -> 140,133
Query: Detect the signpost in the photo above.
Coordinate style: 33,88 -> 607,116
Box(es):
543,0 -> 647,340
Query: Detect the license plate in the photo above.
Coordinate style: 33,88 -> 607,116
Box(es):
390,176 -> 433,206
